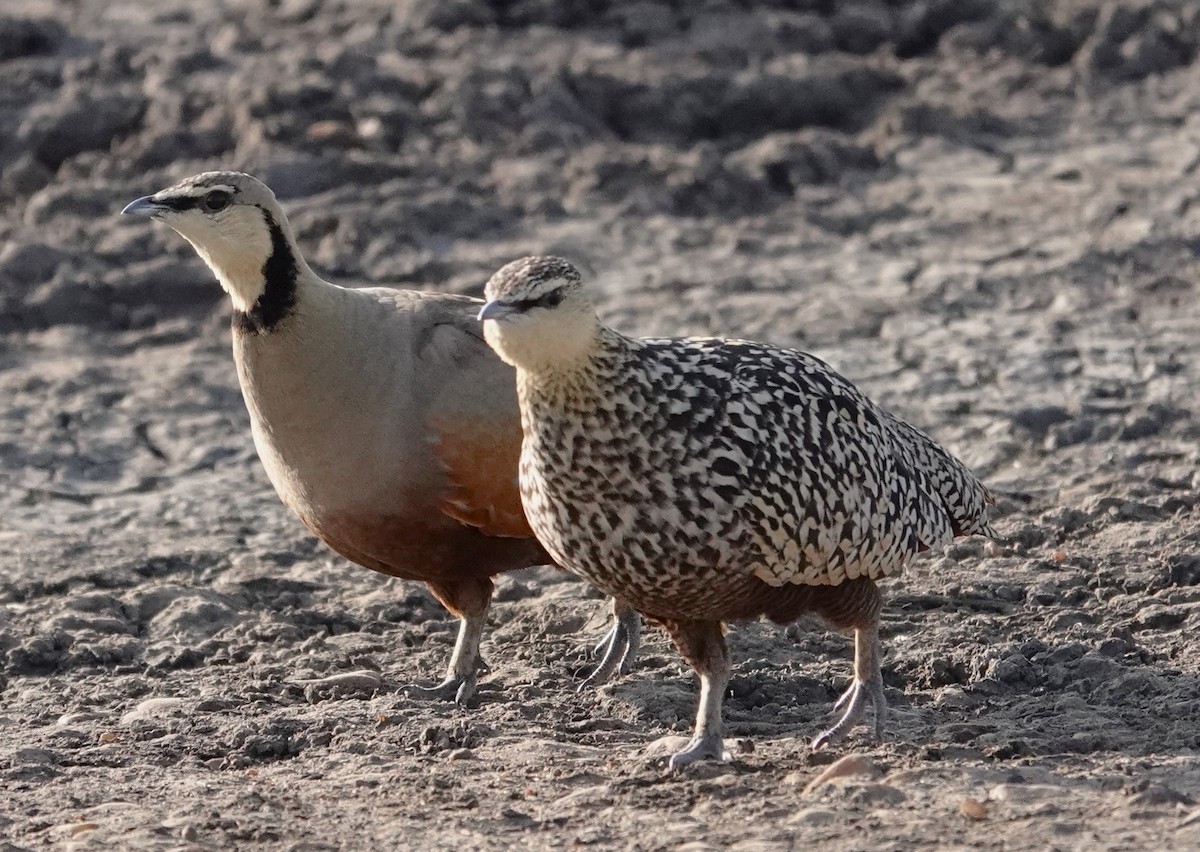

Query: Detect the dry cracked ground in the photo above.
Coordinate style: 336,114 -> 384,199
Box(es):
3,0 -> 1200,849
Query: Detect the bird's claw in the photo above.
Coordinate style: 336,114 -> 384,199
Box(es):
668,732 -> 726,771
578,606 -> 641,691
810,677 -> 885,752
403,671 -> 478,706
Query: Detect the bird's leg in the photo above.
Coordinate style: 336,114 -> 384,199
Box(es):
804,578 -> 886,751
578,598 -> 641,691
660,619 -> 730,770
811,622 -> 886,751
405,578 -> 493,705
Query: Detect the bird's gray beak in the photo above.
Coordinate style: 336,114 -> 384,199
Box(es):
121,195 -> 167,217
477,300 -> 514,322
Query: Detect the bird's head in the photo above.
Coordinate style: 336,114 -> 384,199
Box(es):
122,171 -> 301,313
478,256 -> 599,372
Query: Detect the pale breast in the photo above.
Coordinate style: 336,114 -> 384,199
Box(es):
233,294 -> 450,530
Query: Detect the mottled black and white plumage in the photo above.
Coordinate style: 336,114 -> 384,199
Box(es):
479,255 -> 995,769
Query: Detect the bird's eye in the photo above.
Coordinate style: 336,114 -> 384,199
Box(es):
538,289 -> 565,309
202,190 -> 232,213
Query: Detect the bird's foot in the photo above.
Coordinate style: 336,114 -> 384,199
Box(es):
810,676 -> 886,752
668,732 -> 726,771
616,609 -> 640,676
402,671 -> 478,706
577,606 -> 641,691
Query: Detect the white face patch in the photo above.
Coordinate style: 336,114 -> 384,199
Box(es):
480,256 -> 595,372
165,202 -> 272,312
483,296 -> 598,373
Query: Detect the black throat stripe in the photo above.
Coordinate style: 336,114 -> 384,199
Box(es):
232,207 -> 298,335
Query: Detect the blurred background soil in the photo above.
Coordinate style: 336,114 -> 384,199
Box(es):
3,1 -> 1200,849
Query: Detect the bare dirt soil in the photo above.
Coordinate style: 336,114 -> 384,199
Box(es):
3,1 -> 1200,849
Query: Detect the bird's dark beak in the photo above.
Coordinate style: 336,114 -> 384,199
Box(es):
478,300 -> 515,322
121,195 -> 168,217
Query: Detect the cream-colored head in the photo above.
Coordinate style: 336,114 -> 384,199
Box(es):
122,171 -> 308,314
478,256 -> 601,373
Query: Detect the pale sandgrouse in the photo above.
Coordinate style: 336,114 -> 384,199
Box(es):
478,255 -> 994,767
122,176 -> 639,704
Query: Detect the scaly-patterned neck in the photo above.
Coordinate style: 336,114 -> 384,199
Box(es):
514,327 -> 635,411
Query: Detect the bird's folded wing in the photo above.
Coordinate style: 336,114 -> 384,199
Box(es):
878,412 -> 997,538
429,408 -> 532,538
414,301 -> 534,539
727,350 -> 956,588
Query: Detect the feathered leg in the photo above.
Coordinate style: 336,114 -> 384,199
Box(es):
660,619 -> 730,770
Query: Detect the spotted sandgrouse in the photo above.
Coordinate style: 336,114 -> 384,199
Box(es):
478,255 -> 995,767
122,175 -> 639,704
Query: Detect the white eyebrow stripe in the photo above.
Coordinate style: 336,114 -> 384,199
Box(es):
174,183 -> 238,197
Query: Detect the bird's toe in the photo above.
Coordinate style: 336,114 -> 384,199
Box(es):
577,617 -> 635,691
810,681 -> 871,752
403,672 -> 478,705
810,675 -> 889,752
668,733 -> 726,771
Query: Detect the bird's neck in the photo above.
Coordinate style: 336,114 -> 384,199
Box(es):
515,328 -> 630,407
227,218 -> 314,335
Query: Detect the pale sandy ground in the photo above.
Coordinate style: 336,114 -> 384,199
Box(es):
3,1 -> 1200,849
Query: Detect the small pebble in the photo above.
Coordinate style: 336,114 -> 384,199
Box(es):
120,697 -> 186,725
787,806 -> 839,826
731,738 -> 754,754
293,669 -> 382,701
989,783 -> 1065,803
803,754 -> 879,795
960,797 -> 987,820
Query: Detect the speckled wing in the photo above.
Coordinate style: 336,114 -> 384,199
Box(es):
877,412 -> 996,539
723,344 -> 973,588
